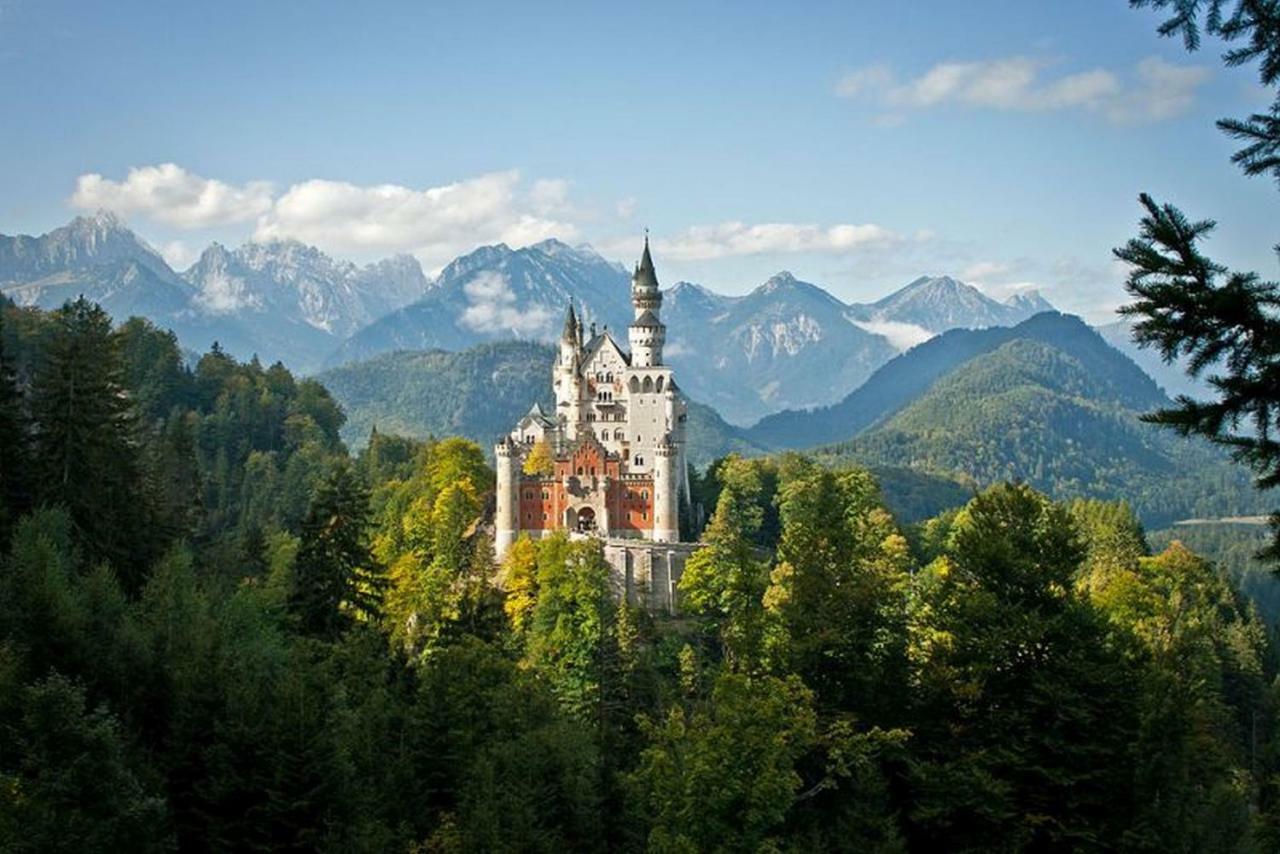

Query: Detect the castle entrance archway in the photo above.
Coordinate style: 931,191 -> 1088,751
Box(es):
576,507 -> 596,533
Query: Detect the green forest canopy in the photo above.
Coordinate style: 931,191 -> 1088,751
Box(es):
2,296 -> 1280,851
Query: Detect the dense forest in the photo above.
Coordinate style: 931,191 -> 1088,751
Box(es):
1,295 -> 1279,852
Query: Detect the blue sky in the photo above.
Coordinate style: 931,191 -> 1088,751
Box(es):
0,0 -> 1273,320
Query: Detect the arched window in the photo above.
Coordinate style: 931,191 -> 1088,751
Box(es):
642,376 -> 654,393
614,429 -> 624,440
629,376 -> 640,393
655,376 -> 665,393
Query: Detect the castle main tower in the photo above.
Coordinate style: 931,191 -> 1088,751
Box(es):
628,237 -> 665,368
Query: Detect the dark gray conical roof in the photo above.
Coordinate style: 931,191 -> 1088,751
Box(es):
632,309 -> 662,328
561,299 -> 578,342
632,235 -> 659,292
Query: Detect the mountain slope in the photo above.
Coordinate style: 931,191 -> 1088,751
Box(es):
315,341 -> 765,468
1095,318 -> 1212,400
0,213 -> 195,324
747,312 -> 1151,449
0,211 -> 170,282
664,272 -> 897,424
328,240 -> 633,365
814,337 -> 1263,527
847,275 -> 1052,338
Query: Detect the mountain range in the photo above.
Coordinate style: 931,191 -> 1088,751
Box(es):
2,215 -> 1255,528
0,212 -> 430,372
1,214 -> 1058,420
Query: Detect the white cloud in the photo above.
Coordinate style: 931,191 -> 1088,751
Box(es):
850,318 -> 935,351
255,169 -> 577,269
616,196 -> 638,219
70,165 -> 580,271
1106,57 -> 1211,124
658,221 -> 901,260
458,271 -> 554,337
836,55 -> 1208,124
835,64 -> 894,97
158,240 -> 197,270
663,340 -> 692,359
69,163 -> 273,227
960,260 -> 1012,281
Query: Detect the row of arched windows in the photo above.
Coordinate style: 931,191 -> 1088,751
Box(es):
628,375 -> 665,394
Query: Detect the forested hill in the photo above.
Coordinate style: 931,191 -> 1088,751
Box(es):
316,342 -> 767,468
817,336 -> 1264,528
746,312 -> 1164,448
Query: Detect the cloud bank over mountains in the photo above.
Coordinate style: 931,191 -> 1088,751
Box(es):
67,164 -> 907,277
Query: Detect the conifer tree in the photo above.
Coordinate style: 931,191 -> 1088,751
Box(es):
1121,0 -> 1280,560
288,462 -> 384,640
0,308 -> 31,543
30,298 -> 155,587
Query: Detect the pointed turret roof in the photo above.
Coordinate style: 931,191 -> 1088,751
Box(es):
522,401 -> 557,428
632,308 -> 662,328
561,298 -> 579,342
632,234 -> 659,292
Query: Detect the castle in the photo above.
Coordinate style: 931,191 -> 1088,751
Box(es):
494,238 -> 695,610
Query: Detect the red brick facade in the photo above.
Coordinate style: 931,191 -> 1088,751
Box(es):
516,434 -> 655,534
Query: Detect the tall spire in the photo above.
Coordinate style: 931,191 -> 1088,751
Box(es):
634,231 -> 658,293
561,298 -> 578,343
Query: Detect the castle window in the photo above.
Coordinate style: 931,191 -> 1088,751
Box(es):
629,376 -> 640,393
542,512 -> 547,521
642,511 -> 648,521
614,430 -> 624,440
606,372 -> 613,382
524,490 -> 533,500
541,490 -> 549,500
642,490 -> 649,500
577,466 -> 584,476
635,456 -> 644,467
643,376 -> 654,393
656,376 -> 665,393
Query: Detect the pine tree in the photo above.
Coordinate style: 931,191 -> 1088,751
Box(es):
1121,1 -> 1280,561
0,308 -> 32,544
288,462 -> 384,640
30,298 -> 156,587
